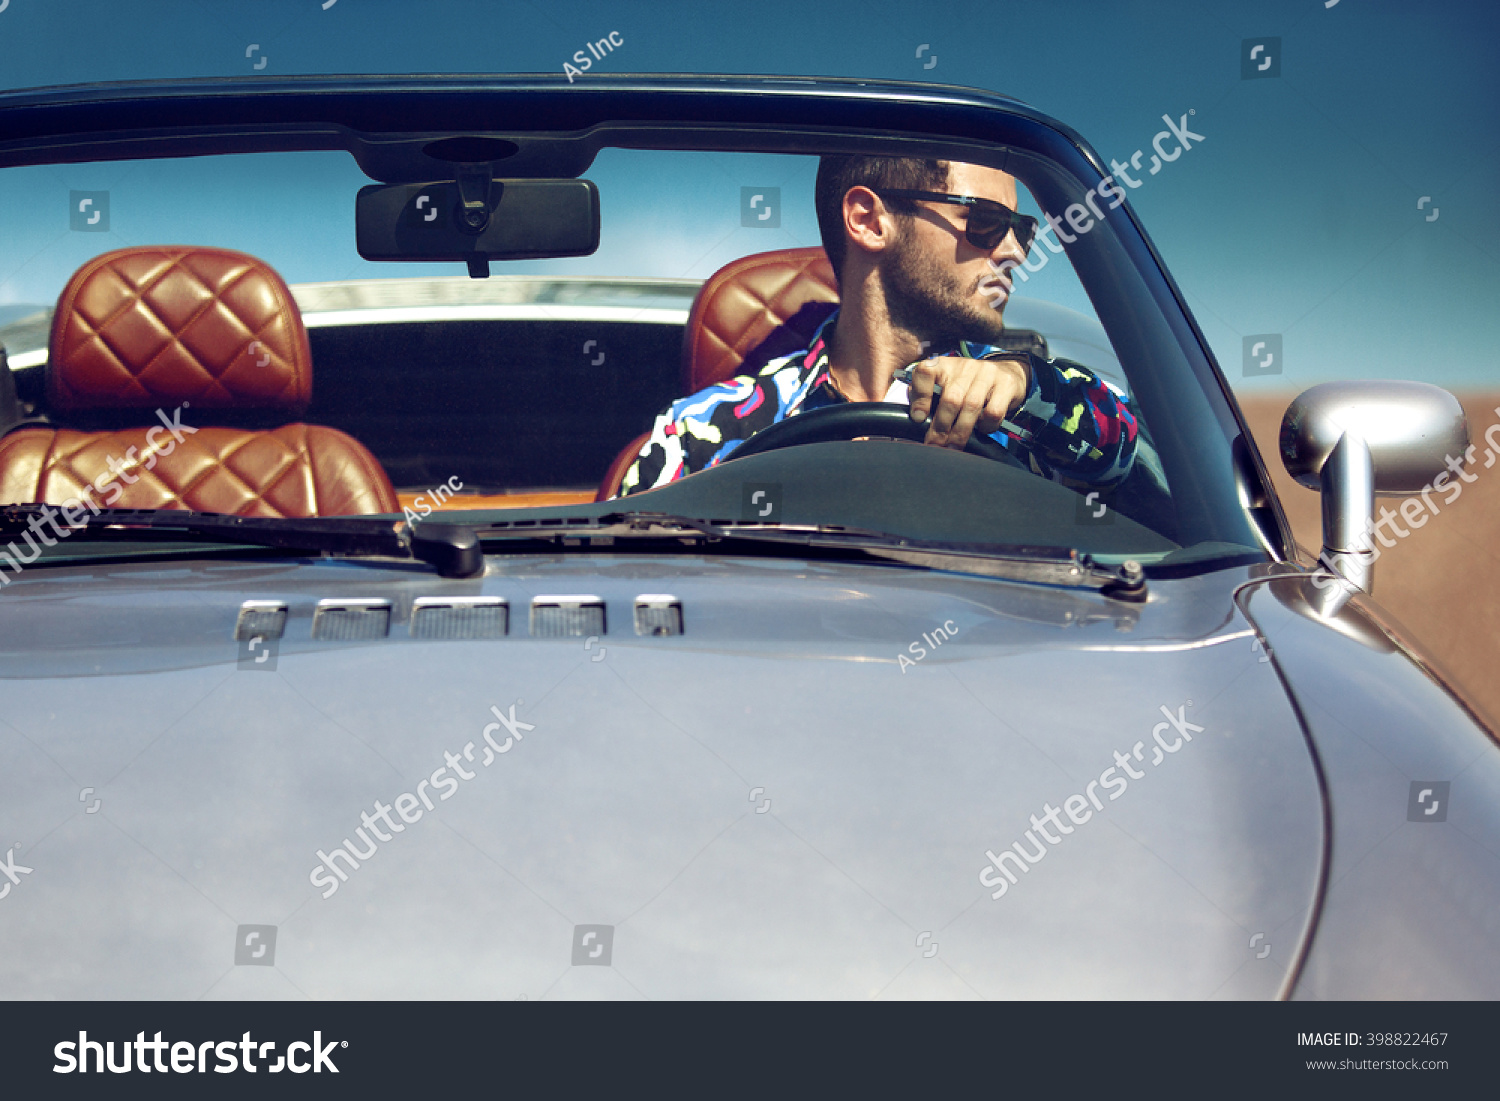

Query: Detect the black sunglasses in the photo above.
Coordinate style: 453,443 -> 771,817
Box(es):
873,189 -> 1038,254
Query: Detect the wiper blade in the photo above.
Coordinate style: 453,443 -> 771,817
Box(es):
475,510 -> 1147,597
0,505 -> 484,579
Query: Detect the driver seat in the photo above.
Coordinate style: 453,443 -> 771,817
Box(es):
595,246 -> 838,500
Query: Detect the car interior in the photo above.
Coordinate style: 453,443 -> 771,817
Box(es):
0,128 -> 1279,565
0,239 -> 1126,519
0,245 -> 399,517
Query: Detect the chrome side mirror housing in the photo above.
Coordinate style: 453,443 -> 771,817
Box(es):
1280,381 -> 1469,610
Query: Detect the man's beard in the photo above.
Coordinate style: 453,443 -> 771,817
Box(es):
881,222 -> 1008,350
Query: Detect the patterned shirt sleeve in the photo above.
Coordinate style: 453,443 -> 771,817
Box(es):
616,364 -> 795,497
615,343 -> 1138,497
986,350 -> 1138,488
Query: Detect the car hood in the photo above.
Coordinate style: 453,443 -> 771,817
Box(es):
0,551 -> 1322,999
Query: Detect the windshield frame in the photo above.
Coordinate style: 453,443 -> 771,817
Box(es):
0,73 -> 1294,565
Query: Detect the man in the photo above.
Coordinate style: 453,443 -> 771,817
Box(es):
614,156 -> 1137,497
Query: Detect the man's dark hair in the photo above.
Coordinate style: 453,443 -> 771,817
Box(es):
814,155 -> 949,284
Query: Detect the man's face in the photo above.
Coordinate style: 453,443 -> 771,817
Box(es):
879,162 -> 1028,350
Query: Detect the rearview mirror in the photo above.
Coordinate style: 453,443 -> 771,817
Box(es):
1280,381 -> 1468,609
356,179 -> 599,274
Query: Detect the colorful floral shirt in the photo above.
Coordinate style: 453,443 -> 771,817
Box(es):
615,310 -> 1137,497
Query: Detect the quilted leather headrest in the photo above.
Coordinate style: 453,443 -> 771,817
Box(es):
47,246 -> 313,415
682,246 -> 838,392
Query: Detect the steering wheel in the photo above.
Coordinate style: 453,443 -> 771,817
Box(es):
720,402 -> 1026,468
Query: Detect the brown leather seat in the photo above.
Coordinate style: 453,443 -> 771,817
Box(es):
0,246 -> 398,516
597,246 -> 838,500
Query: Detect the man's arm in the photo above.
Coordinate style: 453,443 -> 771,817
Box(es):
1003,353 -> 1138,487
905,351 -> 1137,487
906,354 -> 1031,451
615,407 -> 686,498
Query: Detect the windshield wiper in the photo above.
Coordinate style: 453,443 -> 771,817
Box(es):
0,505 -> 484,578
1,503 -> 1147,596
474,510 -> 1148,598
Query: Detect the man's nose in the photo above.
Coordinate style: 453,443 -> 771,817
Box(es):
990,228 -> 1028,267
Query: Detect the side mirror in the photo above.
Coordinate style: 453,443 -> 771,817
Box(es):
1280,381 -> 1468,609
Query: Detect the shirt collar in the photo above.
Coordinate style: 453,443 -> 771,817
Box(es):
799,308 -> 840,377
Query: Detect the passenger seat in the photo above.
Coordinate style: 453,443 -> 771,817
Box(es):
0,246 -> 398,516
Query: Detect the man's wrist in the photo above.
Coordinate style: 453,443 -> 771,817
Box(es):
1008,351 -> 1032,391
990,348 -> 1035,397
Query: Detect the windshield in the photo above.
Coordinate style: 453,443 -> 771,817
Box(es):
0,137 -> 1266,570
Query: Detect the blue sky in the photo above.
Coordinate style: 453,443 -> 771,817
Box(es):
0,0 -> 1496,392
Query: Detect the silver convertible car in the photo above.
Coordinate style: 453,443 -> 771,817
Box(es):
0,74 -> 1496,1003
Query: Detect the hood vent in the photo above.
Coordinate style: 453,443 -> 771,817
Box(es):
530,595 -> 605,638
634,595 -> 683,636
410,596 -> 509,639
252,594 -> 678,643
234,600 -> 288,641
312,599 -> 392,641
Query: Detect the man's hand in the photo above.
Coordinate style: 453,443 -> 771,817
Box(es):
906,355 -> 1030,450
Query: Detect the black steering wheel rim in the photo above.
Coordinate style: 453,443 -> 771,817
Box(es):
720,402 -> 1026,468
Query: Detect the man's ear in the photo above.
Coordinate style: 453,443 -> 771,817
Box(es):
842,185 -> 896,260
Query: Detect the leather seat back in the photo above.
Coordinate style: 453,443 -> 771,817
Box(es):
0,246 -> 398,517
681,245 -> 838,391
597,246 -> 839,499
